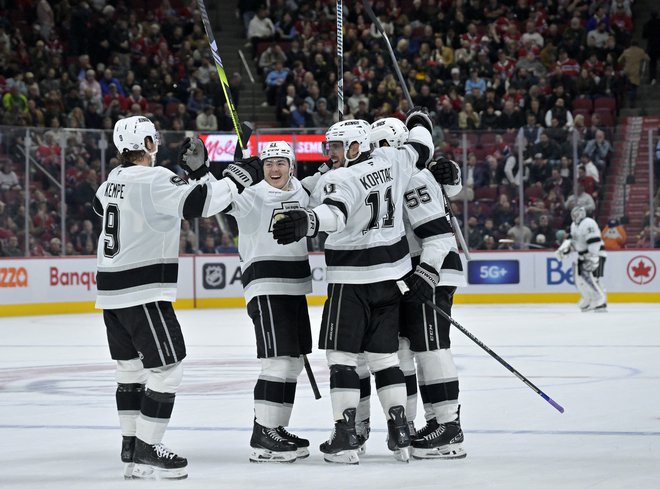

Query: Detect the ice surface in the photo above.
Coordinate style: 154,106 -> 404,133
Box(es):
1,304 -> 659,488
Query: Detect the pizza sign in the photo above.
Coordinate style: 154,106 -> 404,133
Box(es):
626,256 -> 657,285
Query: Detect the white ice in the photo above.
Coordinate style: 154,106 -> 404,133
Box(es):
1,304 -> 659,489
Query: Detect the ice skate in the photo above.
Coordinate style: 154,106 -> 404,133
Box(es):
412,418 -> 439,441
132,438 -> 188,479
249,421 -> 297,463
319,408 -> 360,465
411,416 -> 466,460
121,435 -> 135,479
386,405 -> 411,463
276,426 -> 310,459
355,417 -> 370,455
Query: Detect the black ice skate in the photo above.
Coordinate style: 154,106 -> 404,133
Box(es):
276,426 -> 310,459
355,417 -> 370,455
411,415 -> 466,460
249,421 -> 297,463
386,405 -> 411,462
132,438 -> 188,479
412,418 -> 440,441
319,408 -> 360,465
121,435 -> 136,479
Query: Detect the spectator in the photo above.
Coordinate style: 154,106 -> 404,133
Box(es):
195,105 -> 218,131
583,130 -> 612,169
618,41 -> 650,107
0,162 -> 20,190
580,153 -> 601,183
247,6 -> 276,57
507,216 -> 533,249
532,132 -> 561,167
347,81 -> 369,114
264,60 -> 289,106
312,98 -> 336,127
125,84 -> 148,113
99,68 -> 125,97
288,99 -> 314,128
544,98 -> 574,129
458,101 -> 480,129
79,69 -> 102,100
602,218 -> 627,250
4,235 -> 22,256
565,184 -> 596,214
642,11 -> 660,85
258,43 -> 287,75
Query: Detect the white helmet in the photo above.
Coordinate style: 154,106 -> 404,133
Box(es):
571,206 -> 586,224
370,117 -> 409,149
324,119 -> 371,165
261,140 -> 295,188
113,116 -> 159,154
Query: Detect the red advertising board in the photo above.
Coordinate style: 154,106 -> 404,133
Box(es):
200,133 -> 325,162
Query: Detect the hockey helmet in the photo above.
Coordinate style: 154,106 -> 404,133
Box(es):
113,116 -> 159,156
261,140 -> 296,188
571,205 -> 586,224
324,119 -> 371,165
370,117 -> 409,149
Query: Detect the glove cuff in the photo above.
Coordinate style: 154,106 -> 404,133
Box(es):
416,263 -> 440,288
186,163 -> 209,181
305,209 -> 319,238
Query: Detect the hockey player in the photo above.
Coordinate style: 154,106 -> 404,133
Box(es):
93,116 -> 263,479
556,206 -> 607,312
220,141 -> 313,463
271,111 -> 436,464
370,118 -> 468,460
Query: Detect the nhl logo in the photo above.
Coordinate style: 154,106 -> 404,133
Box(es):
203,263 -> 226,289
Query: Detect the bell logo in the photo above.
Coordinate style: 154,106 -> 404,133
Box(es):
626,256 -> 656,285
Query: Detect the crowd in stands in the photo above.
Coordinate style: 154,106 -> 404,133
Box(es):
242,0 -> 650,250
0,0 -> 655,256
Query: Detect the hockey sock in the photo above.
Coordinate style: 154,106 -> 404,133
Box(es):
116,383 -> 144,436
329,364 -> 360,421
282,356 -> 303,426
254,357 -> 291,427
136,388 -> 175,445
374,366 -> 407,418
397,341 -> 418,422
356,355 -> 371,423
416,361 -> 435,422
416,349 -> 459,423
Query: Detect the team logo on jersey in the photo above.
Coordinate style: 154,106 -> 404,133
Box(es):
269,201 -> 301,232
324,183 -> 336,195
203,263 -> 226,289
170,176 -> 188,186
626,256 -> 656,285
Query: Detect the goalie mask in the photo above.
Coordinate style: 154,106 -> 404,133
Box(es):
260,140 -> 295,189
113,116 -> 160,165
370,117 -> 409,149
571,206 -> 586,224
324,119 -> 371,166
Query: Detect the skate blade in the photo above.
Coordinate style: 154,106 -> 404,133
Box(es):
412,444 -> 467,460
295,447 -> 310,459
132,464 -> 188,480
123,462 -> 135,479
323,450 -> 359,465
249,448 -> 297,463
357,443 -> 366,455
393,447 -> 411,463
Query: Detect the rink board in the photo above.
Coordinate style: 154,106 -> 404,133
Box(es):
0,250 -> 658,316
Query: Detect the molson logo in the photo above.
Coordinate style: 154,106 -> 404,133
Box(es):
49,267 -> 96,291
0,267 -> 28,287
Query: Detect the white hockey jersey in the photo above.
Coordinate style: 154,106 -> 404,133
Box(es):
225,178 -> 312,302
93,164 -> 239,309
569,217 -> 607,259
403,169 -> 466,287
312,145 -> 424,284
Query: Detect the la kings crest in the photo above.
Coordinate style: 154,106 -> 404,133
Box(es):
269,200 -> 302,232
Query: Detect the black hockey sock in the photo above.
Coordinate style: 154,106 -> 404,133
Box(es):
116,383 -> 145,414
141,388 -> 175,421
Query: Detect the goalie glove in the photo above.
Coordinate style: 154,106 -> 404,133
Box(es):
427,157 -> 460,185
223,156 -> 264,193
178,137 -> 209,180
403,263 -> 439,304
555,238 -> 573,260
272,209 -> 319,245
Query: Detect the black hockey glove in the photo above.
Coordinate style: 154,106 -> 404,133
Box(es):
427,157 -> 460,185
178,137 -> 209,180
223,156 -> 264,193
405,106 -> 433,133
272,209 -> 319,245
403,263 -> 440,304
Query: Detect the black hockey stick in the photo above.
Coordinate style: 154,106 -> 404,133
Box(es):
337,0 -> 344,121
303,355 -> 322,400
362,0 -> 471,260
397,281 -> 565,414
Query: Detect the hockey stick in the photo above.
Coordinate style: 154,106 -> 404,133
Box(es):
303,355 -> 322,400
336,0 -> 344,121
396,281 -> 565,414
362,0 -> 471,260
197,0 -> 249,158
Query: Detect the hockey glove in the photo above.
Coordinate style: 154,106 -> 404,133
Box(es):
178,137 -> 209,180
223,156 -> 264,193
427,157 -> 460,185
403,263 -> 440,304
405,106 -> 433,133
555,239 -> 573,260
272,209 -> 319,245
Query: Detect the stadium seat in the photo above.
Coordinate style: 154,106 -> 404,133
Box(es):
594,96 -> 616,113
524,185 -> 544,201
572,98 -> 593,112
595,110 -> 615,127
475,186 -> 498,202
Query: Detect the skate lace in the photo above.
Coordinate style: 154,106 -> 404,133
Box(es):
277,427 -> 300,440
424,424 -> 446,441
265,427 -> 287,442
153,443 -> 177,460
416,420 -> 438,438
